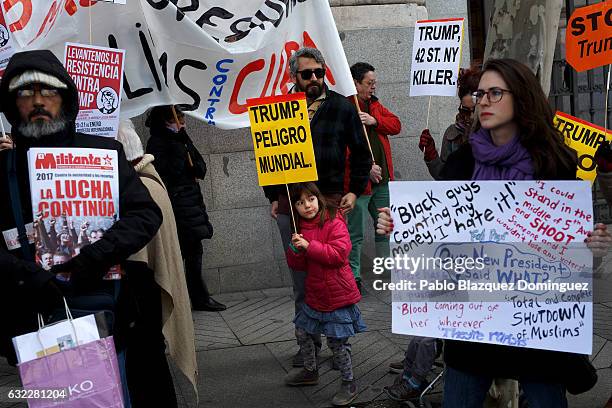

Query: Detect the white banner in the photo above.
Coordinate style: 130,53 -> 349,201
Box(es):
388,180 -> 594,354
409,18 -> 464,97
2,0 -> 355,129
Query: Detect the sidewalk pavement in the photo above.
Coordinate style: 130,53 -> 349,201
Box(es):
0,259 -> 611,408
169,264 -> 612,408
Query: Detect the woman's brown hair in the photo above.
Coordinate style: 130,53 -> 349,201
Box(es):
289,182 -> 336,228
475,59 -> 576,178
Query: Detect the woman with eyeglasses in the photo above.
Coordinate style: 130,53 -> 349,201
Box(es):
378,58 -> 611,407
419,67 -> 480,180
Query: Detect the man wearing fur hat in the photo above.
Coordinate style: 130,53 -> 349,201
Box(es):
0,49 -> 162,369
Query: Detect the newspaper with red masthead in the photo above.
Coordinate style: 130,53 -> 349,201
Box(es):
27,147 -> 121,280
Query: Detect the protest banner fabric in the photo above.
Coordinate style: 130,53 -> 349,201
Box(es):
565,1 -> 612,72
410,18 -> 464,97
553,111 -> 611,182
248,93 -> 318,186
64,43 -> 125,138
0,8 -> 15,77
2,0 -> 355,129
28,148 -> 121,280
389,180 -> 593,354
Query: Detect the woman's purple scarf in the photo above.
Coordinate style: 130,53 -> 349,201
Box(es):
470,128 -> 534,180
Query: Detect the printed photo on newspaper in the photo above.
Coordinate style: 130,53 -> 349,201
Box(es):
27,147 -> 121,280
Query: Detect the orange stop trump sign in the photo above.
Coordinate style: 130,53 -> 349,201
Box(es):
566,1 -> 612,72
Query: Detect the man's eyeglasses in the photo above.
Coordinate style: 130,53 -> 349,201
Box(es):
471,88 -> 511,104
16,87 -> 60,98
297,68 -> 326,80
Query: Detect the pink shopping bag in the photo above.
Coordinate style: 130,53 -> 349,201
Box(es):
18,336 -> 124,408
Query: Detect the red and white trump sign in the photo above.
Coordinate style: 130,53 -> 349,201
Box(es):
64,43 -> 125,138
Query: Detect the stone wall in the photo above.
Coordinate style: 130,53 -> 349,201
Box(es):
133,0 -> 471,294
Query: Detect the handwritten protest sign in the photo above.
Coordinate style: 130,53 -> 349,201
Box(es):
247,93 -> 318,186
0,8 -> 15,77
388,180 -> 594,354
64,43 -> 125,138
553,111 -> 611,182
566,1 -> 612,72
410,18 -> 464,97
27,148 -> 121,280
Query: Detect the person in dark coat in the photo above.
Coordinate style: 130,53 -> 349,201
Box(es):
377,59 -> 611,407
145,105 -> 225,312
0,49 -> 162,371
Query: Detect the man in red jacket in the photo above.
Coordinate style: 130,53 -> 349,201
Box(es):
345,62 -> 401,290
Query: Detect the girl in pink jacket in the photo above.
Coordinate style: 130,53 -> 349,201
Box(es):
285,182 -> 366,407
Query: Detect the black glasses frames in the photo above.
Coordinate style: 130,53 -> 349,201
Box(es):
471,88 -> 512,104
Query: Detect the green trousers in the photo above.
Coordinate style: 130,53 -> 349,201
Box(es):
346,183 -> 390,280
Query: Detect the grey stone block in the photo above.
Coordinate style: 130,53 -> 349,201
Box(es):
202,207 -> 275,268
332,3 -> 426,31
188,123 -> 253,155
390,136 -> 434,181
219,261 -> 283,293
270,217 -> 287,260
201,267 -> 220,296
277,259 -> 294,288
209,151 -> 269,210
425,0 -> 468,20
342,28 -> 413,85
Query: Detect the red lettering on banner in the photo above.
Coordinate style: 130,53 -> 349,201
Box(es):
65,0 -> 78,15
3,0 -> 32,32
4,0 -> 96,45
279,41 -> 300,92
229,59 -> 265,115
303,31 -> 335,86
31,0 -> 60,45
64,1 -> 96,16
270,53 -> 285,96
229,31 -> 336,115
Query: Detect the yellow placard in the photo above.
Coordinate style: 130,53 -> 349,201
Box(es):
553,111 -> 611,182
247,93 -> 318,186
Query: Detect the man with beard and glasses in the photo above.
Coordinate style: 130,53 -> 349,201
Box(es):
262,47 -> 371,370
0,49 -> 162,400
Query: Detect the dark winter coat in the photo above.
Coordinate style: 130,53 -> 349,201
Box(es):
285,212 -> 361,311
146,126 -> 213,242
